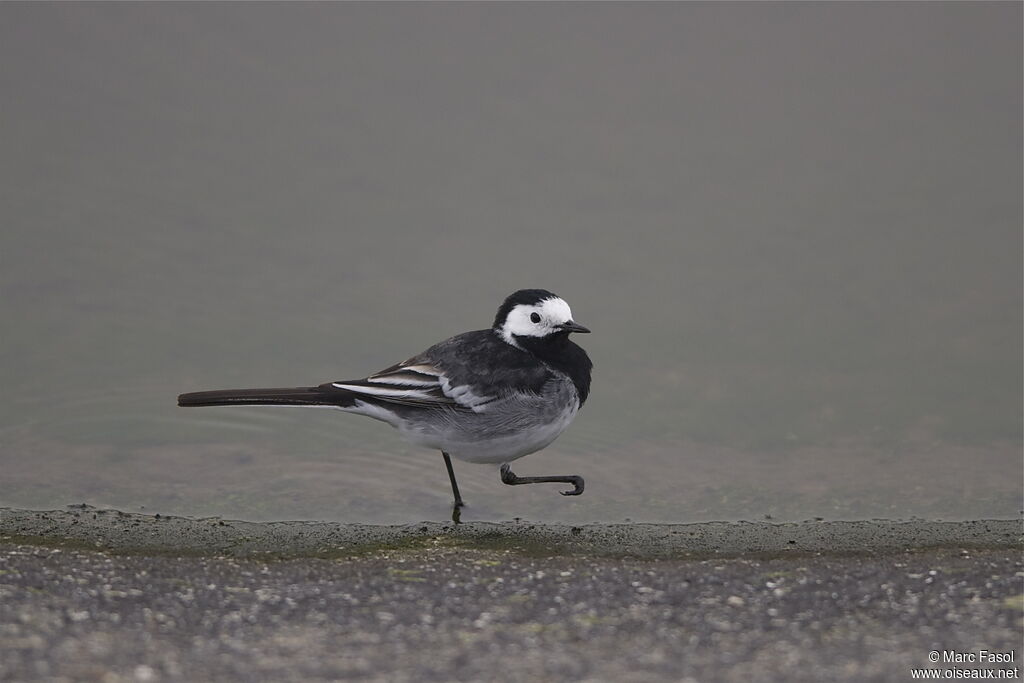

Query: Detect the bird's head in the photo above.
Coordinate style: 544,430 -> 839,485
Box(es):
493,289 -> 590,347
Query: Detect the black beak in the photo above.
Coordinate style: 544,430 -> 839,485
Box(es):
558,320 -> 591,334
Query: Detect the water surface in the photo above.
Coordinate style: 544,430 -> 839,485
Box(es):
2,4 -> 1020,523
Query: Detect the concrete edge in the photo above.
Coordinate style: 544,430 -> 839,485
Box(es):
1,507 -> 1020,560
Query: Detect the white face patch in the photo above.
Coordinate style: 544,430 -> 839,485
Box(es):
499,297 -> 574,344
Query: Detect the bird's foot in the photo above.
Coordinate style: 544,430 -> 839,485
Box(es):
451,498 -> 466,524
557,475 -> 585,496
499,464 -> 585,496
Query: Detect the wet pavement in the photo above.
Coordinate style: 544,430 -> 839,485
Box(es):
1,508 -> 1021,682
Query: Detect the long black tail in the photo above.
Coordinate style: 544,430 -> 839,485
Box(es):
178,386 -> 345,408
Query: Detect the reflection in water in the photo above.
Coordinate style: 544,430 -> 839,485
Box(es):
1,4 -> 1020,522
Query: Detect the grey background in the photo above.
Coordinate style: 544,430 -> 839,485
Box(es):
1,3 -> 1020,523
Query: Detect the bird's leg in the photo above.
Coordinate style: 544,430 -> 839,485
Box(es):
442,451 -> 464,523
499,464 -> 585,497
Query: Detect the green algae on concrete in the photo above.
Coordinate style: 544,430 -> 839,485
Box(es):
0,507 -> 1019,560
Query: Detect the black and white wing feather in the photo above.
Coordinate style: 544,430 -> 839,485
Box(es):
327,361 -> 496,412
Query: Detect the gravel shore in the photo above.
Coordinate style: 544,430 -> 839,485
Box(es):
1,508 -> 1020,682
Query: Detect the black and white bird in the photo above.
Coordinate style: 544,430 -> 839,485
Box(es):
177,289 -> 593,521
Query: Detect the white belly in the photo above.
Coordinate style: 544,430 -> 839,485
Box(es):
400,400 -> 579,464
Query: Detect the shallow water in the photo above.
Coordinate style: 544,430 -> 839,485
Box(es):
1,4 -> 1020,523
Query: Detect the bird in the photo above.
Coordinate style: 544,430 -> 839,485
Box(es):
177,289 -> 593,522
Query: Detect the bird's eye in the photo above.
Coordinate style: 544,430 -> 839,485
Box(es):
530,312 -> 541,324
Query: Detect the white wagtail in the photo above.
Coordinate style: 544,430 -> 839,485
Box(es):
178,289 -> 593,521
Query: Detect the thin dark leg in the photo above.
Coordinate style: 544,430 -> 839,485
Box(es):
442,451 -> 464,523
499,464 -> 584,496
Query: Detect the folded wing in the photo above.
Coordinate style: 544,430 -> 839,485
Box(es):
327,361 -> 497,412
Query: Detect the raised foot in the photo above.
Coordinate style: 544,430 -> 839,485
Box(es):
558,476 -> 585,496
499,464 -> 585,497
